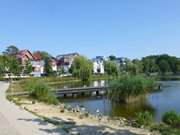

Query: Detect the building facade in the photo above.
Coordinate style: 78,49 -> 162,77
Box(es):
56,53 -> 79,74
92,56 -> 105,74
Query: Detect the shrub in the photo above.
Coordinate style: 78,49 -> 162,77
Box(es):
135,111 -> 153,127
162,111 -> 180,128
25,79 -> 58,105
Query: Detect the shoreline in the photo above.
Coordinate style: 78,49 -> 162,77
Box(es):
8,95 -> 158,135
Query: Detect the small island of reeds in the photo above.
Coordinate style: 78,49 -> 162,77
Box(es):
108,75 -> 157,103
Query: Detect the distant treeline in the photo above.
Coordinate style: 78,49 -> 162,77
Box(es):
108,54 -> 180,76
141,54 -> 180,75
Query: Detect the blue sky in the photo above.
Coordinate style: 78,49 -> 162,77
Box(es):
0,0 -> 180,59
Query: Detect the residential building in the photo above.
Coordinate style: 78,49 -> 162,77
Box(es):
50,57 -> 58,72
31,60 -> 45,77
16,50 -> 34,75
92,56 -> 105,74
16,50 -> 34,66
56,53 -> 79,74
114,57 -> 130,72
31,52 -> 45,77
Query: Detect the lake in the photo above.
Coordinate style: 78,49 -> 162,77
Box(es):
57,80 -> 180,122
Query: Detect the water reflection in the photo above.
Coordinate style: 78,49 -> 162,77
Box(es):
109,96 -> 155,119
60,95 -> 155,120
51,80 -> 106,89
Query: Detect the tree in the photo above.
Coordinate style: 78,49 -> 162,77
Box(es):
104,61 -> 118,76
126,62 -> 139,75
0,56 -> 5,76
3,45 -> 19,56
58,67 -> 65,76
109,55 -> 116,61
35,51 -> 52,59
34,51 -> 54,76
132,59 -> 144,74
0,55 -> 21,76
158,60 -> 170,74
70,56 -> 93,82
176,61 -> 180,73
44,57 -> 53,76
8,56 -> 21,75
24,60 -> 33,75
142,57 -> 159,75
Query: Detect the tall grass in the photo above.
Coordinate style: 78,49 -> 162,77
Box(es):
25,79 -> 58,105
162,111 -> 180,128
135,111 -> 153,127
108,75 -> 156,103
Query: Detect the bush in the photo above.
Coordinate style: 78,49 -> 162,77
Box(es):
0,76 -> 4,81
25,79 -> 58,105
135,111 -> 153,127
162,111 -> 180,128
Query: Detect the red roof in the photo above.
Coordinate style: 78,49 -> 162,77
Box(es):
17,50 -> 34,60
33,52 -> 42,61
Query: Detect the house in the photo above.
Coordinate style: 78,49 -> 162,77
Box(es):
31,60 -> 45,77
30,52 -> 45,77
114,57 -> 130,72
50,57 -> 58,72
115,57 -> 127,66
16,50 -> 34,75
56,53 -> 79,74
16,50 -> 34,66
92,56 -> 105,74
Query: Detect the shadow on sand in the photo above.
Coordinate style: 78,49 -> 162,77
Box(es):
18,117 -> 138,135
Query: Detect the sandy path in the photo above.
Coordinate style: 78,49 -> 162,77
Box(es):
0,81 -> 66,135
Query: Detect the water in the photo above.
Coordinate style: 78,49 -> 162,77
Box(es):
58,80 -> 180,122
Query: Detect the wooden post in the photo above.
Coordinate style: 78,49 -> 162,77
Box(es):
96,91 -> 99,96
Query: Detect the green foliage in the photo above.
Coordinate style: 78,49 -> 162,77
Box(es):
44,57 -> 53,76
142,54 -> 180,75
0,55 -> 21,75
0,56 -> 5,76
142,57 -> 159,75
126,60 -> 143,75
104,61 -> 118,76
3,45 -> 19,56
162,111 -> 180,128
70,56 -> 93,82
8,56 -> 21,75
135,111 -> 153,127
25,79 -> 58,105
108,55 -> 116,61
151,123 -> 180,135
108,75 -> 156,102
158,60 -> 170,74
34,51 -> 54,76
24,60 -> 33,75
58,67 -> 65,76
151,111 -> 180,135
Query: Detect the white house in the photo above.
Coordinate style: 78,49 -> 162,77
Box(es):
50,57 -> 58,72
31,60 -> 45,77
92,56 -> 105,74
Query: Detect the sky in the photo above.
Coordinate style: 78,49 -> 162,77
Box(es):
0,0 -> 180,59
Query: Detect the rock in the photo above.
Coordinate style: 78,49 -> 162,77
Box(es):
70,131 -> 80,135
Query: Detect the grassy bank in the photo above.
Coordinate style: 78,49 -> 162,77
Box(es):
134,111 -> 180,135
7,75 -> 110,93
